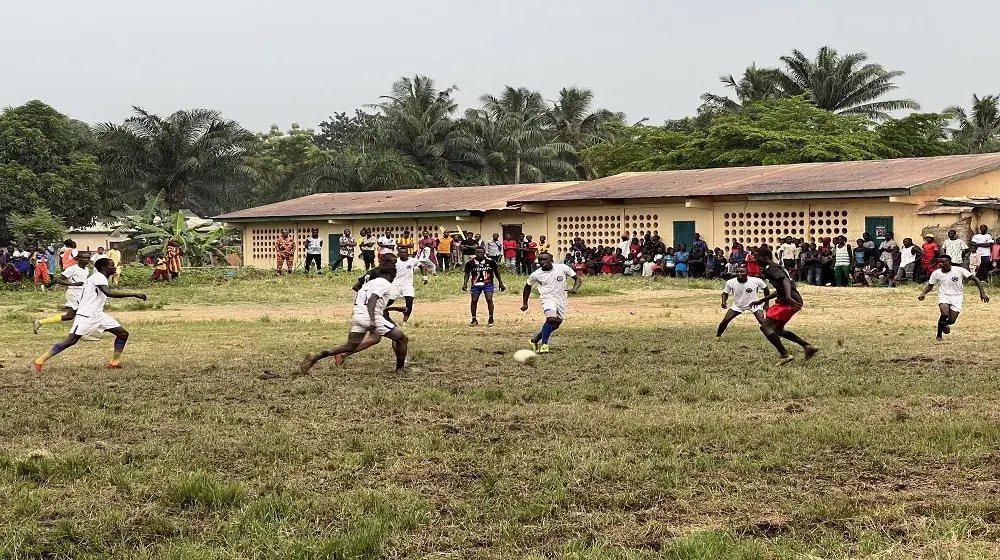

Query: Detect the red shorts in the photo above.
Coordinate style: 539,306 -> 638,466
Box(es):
766,302 -> 801,322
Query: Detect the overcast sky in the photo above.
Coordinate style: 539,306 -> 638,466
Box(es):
4,0 -> 998,132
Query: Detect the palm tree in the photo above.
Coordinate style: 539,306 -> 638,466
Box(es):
284,148 -> 423,197
701,64 -> 785,110
776,47 -> 919,121
372,76 -> 483,186
945,94 -> 1000,154
545,87 -> 626,149
95,108 -> 260,213
466,86 -> 575,184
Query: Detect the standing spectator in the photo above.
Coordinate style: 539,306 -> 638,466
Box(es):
745,248 -> 760,278
332,229 -> 356,272
819,240 -> 834,285
107,243 -> 122,285
275,231 -> 295,275
2,261 -> 20,283
662,248 -> 676,277
801,244 -> 822,286
436,232 -> 452,271
377,230 -> 397,257
32,247 -> 50,290
486,233 -> 503,261
675,244 -> 690,278
460,231 -> 479,265
166,239 -> 183,279
833,236 -> 853,287
397,230 -> 415,255
502,234 -> 518,271
0,245 -> 8,268
689,233 -> 708,278
920,234 -> 939,280
304,229 -> 324,273
729,244 -> 746,266
941,229 -> 969,266
473,233 -> 484,249
878,232 -> 898,272
360,229 -> 377,270
705,249 -> 717,279
897,237 -> 921,283
450,233 -> 462,268
600,248 -> 616,275
537,235 -> 551,256
60,239 -> 78,271
514,233 -> 529,274
524,235 -> 538,274
617,234 -> 631,259
971,224 -> 994,281
778,237 -> 797,275
853,239 -> 868,269
571,236 -> 586,253
152,256 -> 170,281
861,232 -> 876,258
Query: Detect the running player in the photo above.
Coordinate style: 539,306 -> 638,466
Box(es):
33,250 -> 91,335
416,242 -> 437,275
750,247 -> 819,365
520,252 -> 582,353
386,248 -> 427,323
462,246 -> 506,326
299,257 -> 408,375
918,254 -> 989,339
31,258 -> 147,371
716,265 -> 769,340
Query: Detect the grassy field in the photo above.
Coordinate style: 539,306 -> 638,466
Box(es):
1,270 -> 999,559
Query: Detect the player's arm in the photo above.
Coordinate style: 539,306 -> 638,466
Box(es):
366,294 -> 380,325
968,274 -> 990,302
568,273 -> 583,294
720,291 -> 729,309
520,283 -> 532,311
97,285 -> 146,301
917,279 -> 934,300
762,287 -> 770,309
462,265 -> 471,291
54,273 -> 83,287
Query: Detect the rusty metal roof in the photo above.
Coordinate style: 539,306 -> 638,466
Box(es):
217,181 -> 581,220
508,154 -> 1000,203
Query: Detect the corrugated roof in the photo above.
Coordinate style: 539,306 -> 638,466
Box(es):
916,204 -> 973,215
508,154 -> 1000,202
216,181 -> 580,220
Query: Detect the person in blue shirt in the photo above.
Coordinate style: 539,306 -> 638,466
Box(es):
674,244 -> 690,278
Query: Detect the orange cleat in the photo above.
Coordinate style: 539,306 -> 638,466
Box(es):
107,361 -> 122,369
30,361 -> 43,373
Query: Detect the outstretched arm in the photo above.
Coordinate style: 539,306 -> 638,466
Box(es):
97,285 -> 146,300
917,282 -> 934,300
54,274 -> 83,287
569,275 -> 583,294
969,275 -> 990,302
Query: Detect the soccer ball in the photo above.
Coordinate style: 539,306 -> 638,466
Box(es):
512,349 -> 537,366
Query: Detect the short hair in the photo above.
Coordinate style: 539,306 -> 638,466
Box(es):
64,239 -> 76,248
939,254 -> 953,261
94,257 -> 113,270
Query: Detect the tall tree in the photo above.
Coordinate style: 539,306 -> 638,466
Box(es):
315,110 -> 381,152
95,108 -> 260,214
543,87 -> 625,178
287,148 -> 423,197
945,94 -> 1000,154
876,113 -> 958,158
579,123 -> 691,178
701,64 -> 785,111
0,100 -> 100,240
252,124 -> 327,203
373,76 -> 482,186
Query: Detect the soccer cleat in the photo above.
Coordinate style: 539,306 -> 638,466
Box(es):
32,320 -> 40,335
488,316 -> 495,326
538,344 -> 550,354
804,346 -> 820,360
30,361 -> 42,373
470,318 -> 478,326
942,325 -> 951,335
777,355 -> 794,366
530,341 -> 539,352
108,361 -> 122,369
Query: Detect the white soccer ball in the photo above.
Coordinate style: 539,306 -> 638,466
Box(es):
512,349 -> 537,366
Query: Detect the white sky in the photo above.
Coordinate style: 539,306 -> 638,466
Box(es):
3,0 -> 997,131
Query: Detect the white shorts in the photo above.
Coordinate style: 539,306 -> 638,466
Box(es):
939,295 -> 963,313
70,313 -> 120,337
349,314 -> 397,336
390,285 -> 415,299
66,293 -> 81,310
541,300 -> 568,320
730,305 -> 763,314
417,258 -> 436,273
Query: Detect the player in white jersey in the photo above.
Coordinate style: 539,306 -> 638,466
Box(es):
32,250 -> 93,335
918,255 -> 989,339
520,253 -> 583,353
32,258 -> 147,372
416,244 -> 437,275
716,266 -> 770,339
386,248 -> 428,323
299,255 -> 409,374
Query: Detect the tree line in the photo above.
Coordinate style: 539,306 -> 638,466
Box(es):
2,45 -> 999,242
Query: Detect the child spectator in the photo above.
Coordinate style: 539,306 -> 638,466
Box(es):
152,257 -> 170,281
675,244 -> 690,278
32,248 -> 50,291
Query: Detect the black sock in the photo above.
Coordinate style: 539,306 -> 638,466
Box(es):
396,356 -> 405,370
937,316 -> 949,337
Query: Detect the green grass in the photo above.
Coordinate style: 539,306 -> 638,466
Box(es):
1,273 -> 999,558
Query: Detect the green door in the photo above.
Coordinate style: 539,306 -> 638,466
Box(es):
864,216 -> 894,246
672,221 -> 695,249
328,234 -> 342,268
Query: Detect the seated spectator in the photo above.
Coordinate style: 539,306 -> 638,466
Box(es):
614,248 -> 626,274
641,256 -> 656,277
722,258 -> 739,279
2,262 -> 20,283
563,252 -> 574,266
745,247 -> 760,277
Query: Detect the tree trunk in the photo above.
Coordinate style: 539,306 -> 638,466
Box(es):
515,154 -> 521,185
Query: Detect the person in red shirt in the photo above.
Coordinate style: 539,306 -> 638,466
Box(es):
502,234 -> 518,272
745,249 -> 760,277
921,234 -> 939,280
600,248 -> 616,274
524,235 -> 538,274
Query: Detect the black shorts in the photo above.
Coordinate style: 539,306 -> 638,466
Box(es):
783,259 -> 797,269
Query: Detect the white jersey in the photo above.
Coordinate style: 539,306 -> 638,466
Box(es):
392,258 -> 418,288
972,233 -> 993,258
724,277 -> 767,311
62,264 -> 89,307
526,263 -> 577,306
76,272 -> 110,317
354,277 -> 393,317
928,267 -> 971,298
378,236 -> 397,255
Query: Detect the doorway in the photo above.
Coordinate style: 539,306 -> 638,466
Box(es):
502,224 -> 522,240
864,216 -> 894,246
672,220 -> 695,248
328,233 -> 342,268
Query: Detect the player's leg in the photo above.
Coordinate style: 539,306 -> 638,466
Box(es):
936,302 -> 952,338
484,289 -> 495,326
384,298 -> 396,321
759,317 -> 792,363
402,296 -> 414,323
470,290 -> 481,325
774,320 -> 819,359
333,332 -> 381,366
300,331 -> 366,374
106,326 -> 130,368
34,307 -> 72,334
32,333 -> 82,370
752,309 -> 766,325
385,328 -> 408,373
715,309 -> 741,338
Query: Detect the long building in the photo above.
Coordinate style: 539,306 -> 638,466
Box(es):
217,153 -> 1000,268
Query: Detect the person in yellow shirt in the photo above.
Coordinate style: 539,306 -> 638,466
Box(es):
152,257 -> 170,281
106,243 -> 122,285
397,230 -> 415,255
436,234 -> 453,270
537,235 -> 551,256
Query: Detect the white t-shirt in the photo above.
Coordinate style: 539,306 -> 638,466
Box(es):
526,263 -> 577,305
618,240 -> 632,255
898,245 -> 918,267
779,243 -> 797,261
418,246 -> 433,261
305,237 -> 323,255
62,264 -> 89,303
971,233 -> 993,258
378,236 -> 397,255
77,272 -> 110,317
724,277 -> 767,310
642,262 -> 655,277
392,257 -> 418,288
928,267 -> 971,298
941,238 -> 968,263
354,277 -> 392,317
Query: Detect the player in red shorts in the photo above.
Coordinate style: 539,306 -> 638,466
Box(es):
750,246 -> 820,365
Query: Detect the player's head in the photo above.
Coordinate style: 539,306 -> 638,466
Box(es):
752,246 -> 775,266
76,251 -> 92,268
736,266 -> 748,282
94,257 -> 115,276
474,246 -> 486,260
397,247 -> 409,260
538,252 -> 555,271
937,254 -> 952,271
